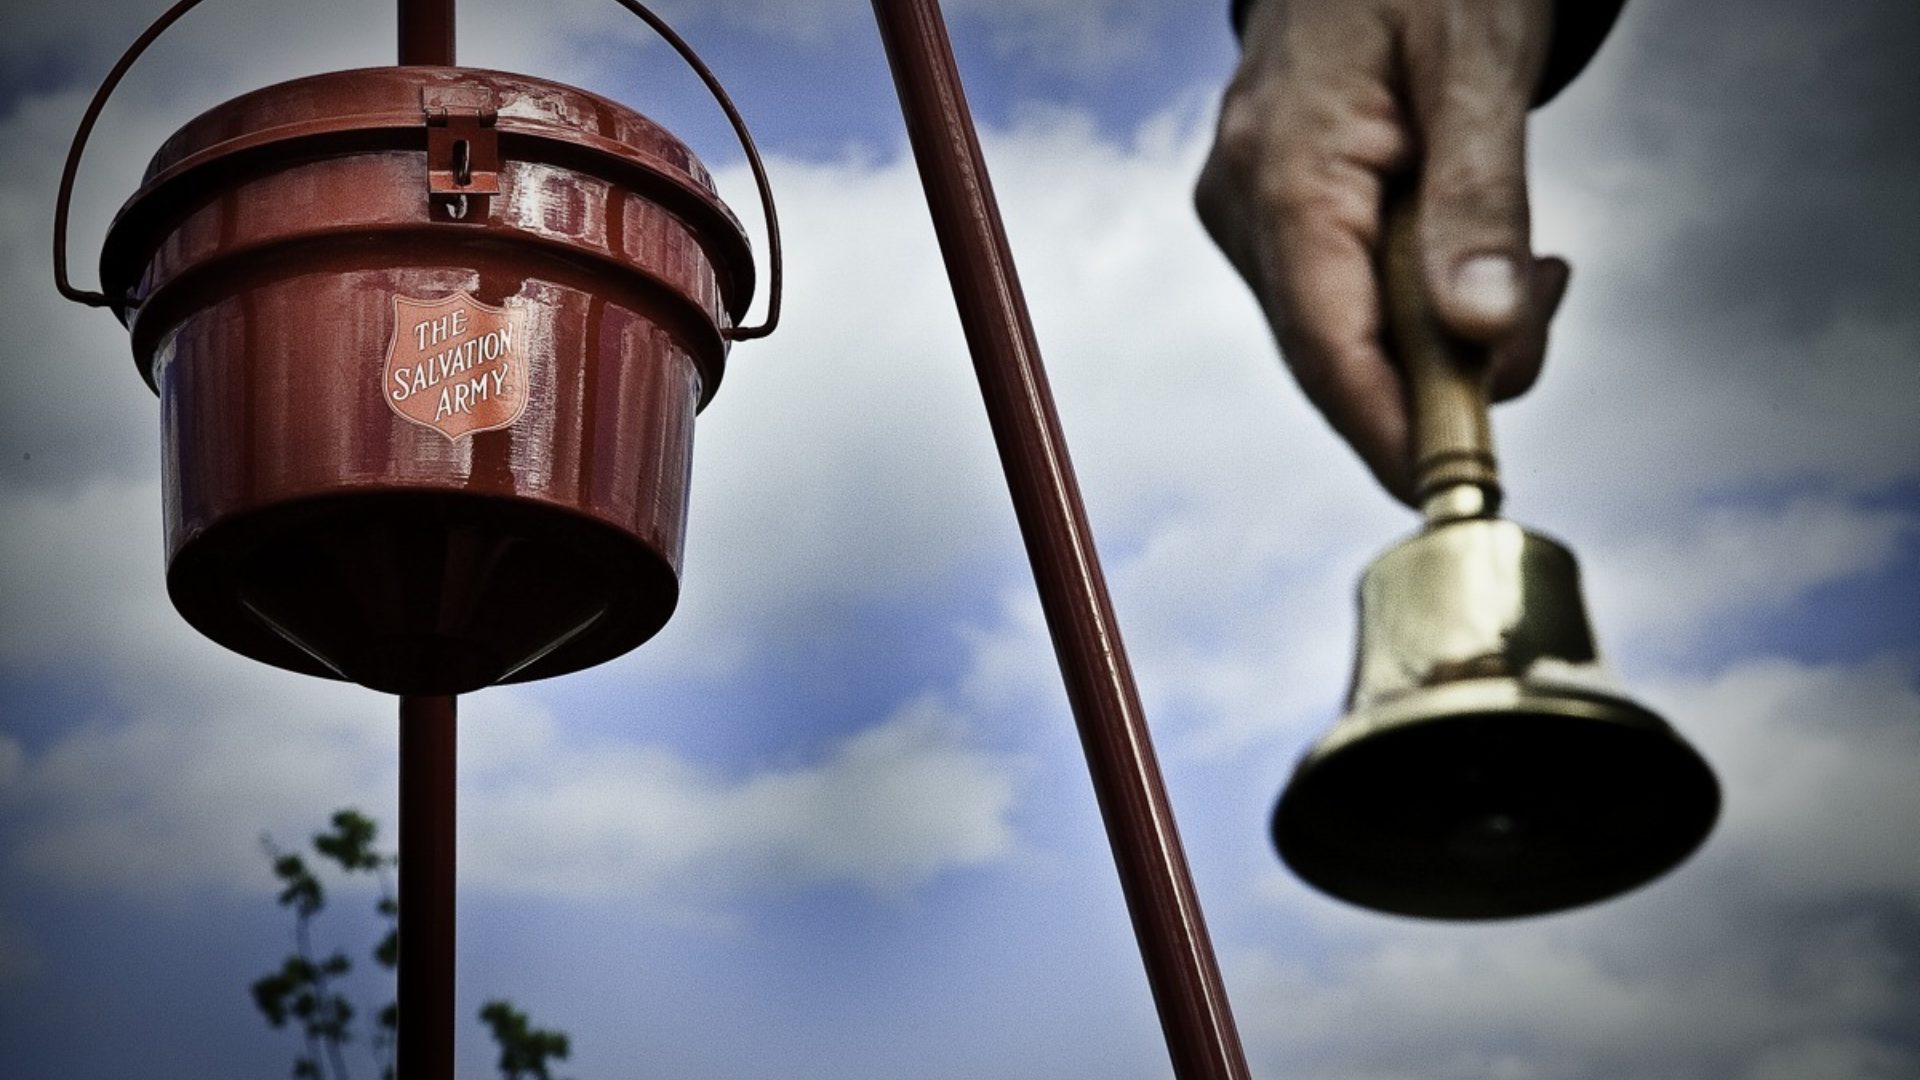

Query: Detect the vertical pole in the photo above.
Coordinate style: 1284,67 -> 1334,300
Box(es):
869,3 -> 1251,1078
399,0 -> 455,65
398,693 -> 458,1080
397,8 -> 457,1079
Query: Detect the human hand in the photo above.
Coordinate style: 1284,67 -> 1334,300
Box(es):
1195,0 -> 1569,503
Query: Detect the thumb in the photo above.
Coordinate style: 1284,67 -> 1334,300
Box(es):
1404,9 -> 1545,344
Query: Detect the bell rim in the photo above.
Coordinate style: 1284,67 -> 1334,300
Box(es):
1274,678 -> 1721,920
1311,676 -> 1677,765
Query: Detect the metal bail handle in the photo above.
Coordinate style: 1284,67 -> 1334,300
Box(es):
53,0 -> 782,341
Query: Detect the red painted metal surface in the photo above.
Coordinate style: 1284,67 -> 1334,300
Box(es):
97,66 -> 755,694
869,3 -> 1253,1078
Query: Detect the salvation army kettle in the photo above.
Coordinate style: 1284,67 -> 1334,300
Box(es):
54,0 -> 781,695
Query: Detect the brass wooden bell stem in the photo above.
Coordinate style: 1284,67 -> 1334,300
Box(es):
1381,183 -> 1502,522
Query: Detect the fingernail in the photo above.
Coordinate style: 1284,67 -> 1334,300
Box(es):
1452,256 -> 1522,324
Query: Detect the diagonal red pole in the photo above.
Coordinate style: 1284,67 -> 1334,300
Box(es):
396,8 -> 458,1080
869,2 -> 1252,1077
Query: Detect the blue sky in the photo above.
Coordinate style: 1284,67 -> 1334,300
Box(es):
2,1 -> 1917,1078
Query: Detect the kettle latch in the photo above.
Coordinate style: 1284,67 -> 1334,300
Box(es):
422,87 -> 500,223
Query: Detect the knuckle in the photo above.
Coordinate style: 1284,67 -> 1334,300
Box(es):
1200,107 -> 1343,236
1210,94 -> 1279,178
1262,157 -> 1375,237
1206,77 -> 1392,228
1422,158 -> 1528,241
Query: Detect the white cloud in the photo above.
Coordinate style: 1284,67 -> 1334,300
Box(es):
1517,1 -> 1920,521
0,473 -> 1021,903
610,148 -> 1013,679
0,477 -> 173,670
0,659 -> 1023,903
460,693 -> 1023,900
1648,656 -> 1920,900
2,676 -> 397,896
1583,497 -> 1917,655
1,681 -> 1022,906
1232,909 -> 1919,1080
3,87 -> 163,488
0,475 -> 402,892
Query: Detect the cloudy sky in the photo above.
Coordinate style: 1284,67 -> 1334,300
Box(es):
1,0 -> 1915,1077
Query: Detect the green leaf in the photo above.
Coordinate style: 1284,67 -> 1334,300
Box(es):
251,970 -> 293,1027
480,999 -> 573,1080
317,993 -> 355,1041
272,859 -> 324,916
314,808 -> 387,872
260,811 -> 571,1080
375,928 -> 399,970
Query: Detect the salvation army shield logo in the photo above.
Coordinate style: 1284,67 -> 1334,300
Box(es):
385,292 -> 529,440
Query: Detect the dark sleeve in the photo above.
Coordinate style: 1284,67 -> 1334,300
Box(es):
1227,0 -> 1628,107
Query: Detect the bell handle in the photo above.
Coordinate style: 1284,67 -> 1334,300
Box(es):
1380,179 -> 1503,517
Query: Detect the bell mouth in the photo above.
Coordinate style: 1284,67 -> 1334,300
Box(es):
1272,680 -> 1719,920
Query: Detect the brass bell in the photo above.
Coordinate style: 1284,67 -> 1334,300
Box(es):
1272,188 -> 1719,919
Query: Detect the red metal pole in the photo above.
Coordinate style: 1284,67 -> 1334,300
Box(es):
399,0 -> 455,65
398,693 -> 457,1080
397,9 -> 456,1080
869,3 -> 1252,1078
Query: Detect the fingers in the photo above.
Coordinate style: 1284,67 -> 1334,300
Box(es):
1196,0 -> 1419,500
1272,202 -> 1418,502
1402,1 -> 1552,344
1197,139 -> 1418,501
1490,255 -> 1569,402
1194,0 -> 1560,506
